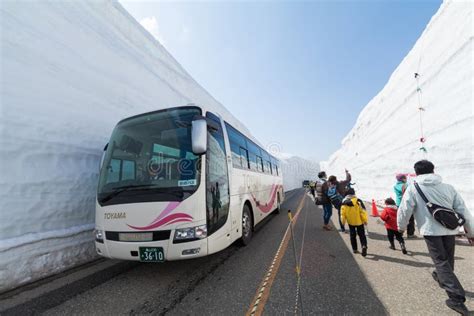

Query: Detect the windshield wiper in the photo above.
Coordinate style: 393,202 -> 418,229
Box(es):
156,187 -> 186,198
99,185 -> 153,203
99,185 -> 185,203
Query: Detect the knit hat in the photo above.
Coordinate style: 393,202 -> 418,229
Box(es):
396,173 -> 406,181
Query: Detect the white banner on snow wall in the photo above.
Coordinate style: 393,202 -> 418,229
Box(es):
321,1 -> 473,208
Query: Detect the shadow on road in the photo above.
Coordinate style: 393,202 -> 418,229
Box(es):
455,239 -> 474,247
368,231 -> 389,241
368,231 -> 422,242
407,250 -> 464,261
365,254 -> 434,268
465,290 -> 474,299
266,196 -> 388,315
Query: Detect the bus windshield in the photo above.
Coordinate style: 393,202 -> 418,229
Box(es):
97,107 -> 202,206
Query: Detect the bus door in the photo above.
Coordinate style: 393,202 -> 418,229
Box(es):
205,112 -> 231,252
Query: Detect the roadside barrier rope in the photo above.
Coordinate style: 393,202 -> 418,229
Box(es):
246,195 -> 306,316
288,199 -> 308,316
297,199 -> 308,315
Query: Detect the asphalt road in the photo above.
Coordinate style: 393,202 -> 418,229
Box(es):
1,189 -> 304,315
1,189 -> 472,315
265,196 -> 386,315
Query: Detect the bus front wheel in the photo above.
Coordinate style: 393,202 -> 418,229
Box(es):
240,205 -> 253,246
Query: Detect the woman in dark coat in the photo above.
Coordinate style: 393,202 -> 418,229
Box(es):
316,171 -> 332,230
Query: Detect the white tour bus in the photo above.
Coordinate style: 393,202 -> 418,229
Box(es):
95,104 -> 284,262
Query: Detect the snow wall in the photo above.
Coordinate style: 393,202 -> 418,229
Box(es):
321,1 -> 473,209
280,155 -> 320,191
0,1 -> 308,292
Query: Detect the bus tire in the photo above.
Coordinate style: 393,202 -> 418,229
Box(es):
275,193 -> 281,214
240,204 -> 253,246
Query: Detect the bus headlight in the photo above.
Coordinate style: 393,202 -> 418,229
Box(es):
95,229 -> 104,243
174,225 -> 207,242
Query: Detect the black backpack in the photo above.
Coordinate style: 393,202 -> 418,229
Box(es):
414,182 -> 465,230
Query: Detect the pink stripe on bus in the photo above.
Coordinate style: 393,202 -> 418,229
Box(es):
127,213 -> 193,230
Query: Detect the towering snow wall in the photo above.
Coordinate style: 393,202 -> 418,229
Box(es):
0,1 -> 266,292
321,1 -> 473,208
280,155 -> 320,191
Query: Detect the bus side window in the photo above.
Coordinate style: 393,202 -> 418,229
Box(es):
271,157 -> 279,176
248,152 -> 257,171
256,156 -> 264,172
239,147 -> 249,169
266,161 -> 272,174
230,143 -> 241,168
226,122 -> 247,169
246,141 -> 261,172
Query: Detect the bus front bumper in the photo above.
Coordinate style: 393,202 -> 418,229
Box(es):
95,238 -> 208,261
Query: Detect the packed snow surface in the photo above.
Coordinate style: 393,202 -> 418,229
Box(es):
321,1 -> 473,209
0,0 -> 306,292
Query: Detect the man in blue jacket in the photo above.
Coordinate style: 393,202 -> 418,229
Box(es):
398,160 -> 474,315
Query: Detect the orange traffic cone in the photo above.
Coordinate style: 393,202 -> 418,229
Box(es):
371,199 -> 379,217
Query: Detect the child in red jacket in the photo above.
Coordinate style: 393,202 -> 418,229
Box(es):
380,198 -> 407,254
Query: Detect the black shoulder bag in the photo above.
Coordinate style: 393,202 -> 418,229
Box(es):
413,181 -> 465,230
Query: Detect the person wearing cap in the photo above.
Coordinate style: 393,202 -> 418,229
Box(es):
394,173 -> 416,237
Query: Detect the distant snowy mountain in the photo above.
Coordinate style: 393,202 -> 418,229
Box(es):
321,1 -> 473,208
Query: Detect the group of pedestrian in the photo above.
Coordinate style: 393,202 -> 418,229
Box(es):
315,169 -> 352,232
314,160 -> 474,315
315,170 -> 369,256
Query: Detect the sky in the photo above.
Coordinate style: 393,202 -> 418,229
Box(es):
120,0 -> 441,162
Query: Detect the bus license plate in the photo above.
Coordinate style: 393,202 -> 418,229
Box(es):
139,247 -> 165,262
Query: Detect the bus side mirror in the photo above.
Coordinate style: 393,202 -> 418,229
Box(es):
100,143 -> 108,169
192,119 -> 207,155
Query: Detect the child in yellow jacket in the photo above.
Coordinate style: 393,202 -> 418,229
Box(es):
341,188 -> 369,257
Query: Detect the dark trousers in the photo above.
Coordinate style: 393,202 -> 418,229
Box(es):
349,224 -> 367,251
336,208 -> 345,231
333,200 -> 345,231
322,203 -> 332,225
387,229 -> 404,247
407,215 -> 415,236
424,235 -> 465,303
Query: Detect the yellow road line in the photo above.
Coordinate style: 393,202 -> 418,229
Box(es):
246,194 -> 307,316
